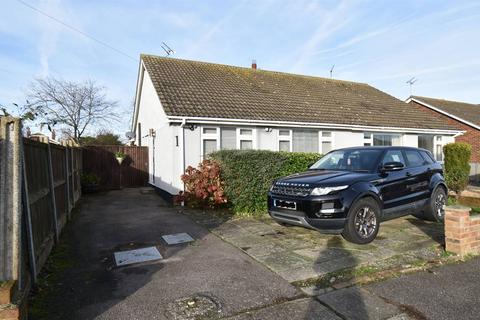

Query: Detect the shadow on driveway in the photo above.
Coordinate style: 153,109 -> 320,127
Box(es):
29,188 -> 301,320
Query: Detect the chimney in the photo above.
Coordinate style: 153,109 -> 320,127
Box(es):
251,59 -> 257,70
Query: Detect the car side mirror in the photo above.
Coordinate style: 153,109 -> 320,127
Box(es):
382,161 -> 405,172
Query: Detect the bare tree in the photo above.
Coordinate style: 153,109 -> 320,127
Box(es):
28,77 -> 119,142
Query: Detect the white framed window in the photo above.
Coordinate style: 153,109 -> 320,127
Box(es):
319,131 -> 333,154
277,129 -> 292,152
220,127 -> 236,149
364,133 -> 401,146
237,128 -> 256,150
292,129 -> 319,153
434,136 -> 444,161
201,127 -> 220,158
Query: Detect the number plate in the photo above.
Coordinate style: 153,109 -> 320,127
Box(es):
274,199 -> 297,210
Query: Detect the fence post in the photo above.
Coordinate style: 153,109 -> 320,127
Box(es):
46,141 -> 59,243
20,139 -> 37,284
64,145 -> 71,219
0,117 -> 23,284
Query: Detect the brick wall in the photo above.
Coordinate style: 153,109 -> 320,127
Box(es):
409,101 -> 480,162
445,206 -> 480,257
0,281 -> 25,320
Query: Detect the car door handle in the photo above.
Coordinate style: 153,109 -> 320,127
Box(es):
406,172 -> 412,177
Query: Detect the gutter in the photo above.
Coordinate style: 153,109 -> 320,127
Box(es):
166,115 -> 464,136
179,118 -> 187,205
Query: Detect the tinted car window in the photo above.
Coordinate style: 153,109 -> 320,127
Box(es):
420,150 -> 435,164
310,149 -> 383,172
382,150 -> 406,166
405,150 -> 425,167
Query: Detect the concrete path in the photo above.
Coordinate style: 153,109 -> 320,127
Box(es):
29,188 -> 319,320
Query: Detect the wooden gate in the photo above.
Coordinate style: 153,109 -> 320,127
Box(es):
82,145 -> 148,189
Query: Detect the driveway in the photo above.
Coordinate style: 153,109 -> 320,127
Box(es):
29,188 -> 337,320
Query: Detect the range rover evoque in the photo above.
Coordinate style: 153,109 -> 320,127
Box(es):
268,147 -> 447,244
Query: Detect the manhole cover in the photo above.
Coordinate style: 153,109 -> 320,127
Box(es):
165,294 -> 221,320
162,233 -> 195,245
114,246 -> 162,266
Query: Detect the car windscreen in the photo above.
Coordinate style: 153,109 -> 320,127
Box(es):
310,149 -> 383,172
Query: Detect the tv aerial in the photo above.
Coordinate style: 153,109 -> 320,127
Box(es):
406,77 -> 418,95
161,42 -> 175,57
330,64 -> 335,79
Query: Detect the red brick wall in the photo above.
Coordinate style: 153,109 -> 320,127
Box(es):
409,101 -> 480,162
445,206 -> 480,257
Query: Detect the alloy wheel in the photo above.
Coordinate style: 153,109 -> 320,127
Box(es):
435,192 -> 446,218
354,206 -> 377,238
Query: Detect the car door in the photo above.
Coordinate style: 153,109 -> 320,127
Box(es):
403,149 -> 431,205
377,149 -> 409,212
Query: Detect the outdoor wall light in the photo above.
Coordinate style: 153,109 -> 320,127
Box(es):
188,124 -> 197,131
265,127 -> 273,132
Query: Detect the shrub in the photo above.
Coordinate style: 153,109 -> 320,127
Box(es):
443,142 -> 471,195
210,150 -> 322,215
178,159 -> 227,208
81,173 -> 100,186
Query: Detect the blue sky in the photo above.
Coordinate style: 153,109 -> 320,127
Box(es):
1,0 -> 479,136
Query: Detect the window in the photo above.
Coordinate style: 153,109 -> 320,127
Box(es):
203,128 -> 217,134
382,150 -> 406,166
436,145 -> 443,162
293,129 -> 318,153
310,149 -> 384,172
320,131 -> 333,153
203,140 -> 217,157
418,135 -> 434,153
238,128 -> 254,150
279,141 -> 290,151
221,128 -> 236,149
420,150 -> 435,164
364,133 -> 401,146
201,127 -> 219,158
405,150 -> 425,167
277,129 -> 292,152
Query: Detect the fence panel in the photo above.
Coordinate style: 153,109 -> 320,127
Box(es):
83,145 -> 148,189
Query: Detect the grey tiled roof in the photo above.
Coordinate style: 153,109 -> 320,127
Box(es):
411,96 -> 480,127
141,54 -> 458,131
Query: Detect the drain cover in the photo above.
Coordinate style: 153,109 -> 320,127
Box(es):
165,294 -> 221,320
162,233 -> 194,245
114,246 -> 162,266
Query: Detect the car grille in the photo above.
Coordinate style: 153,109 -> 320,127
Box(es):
271,184 -> 312,197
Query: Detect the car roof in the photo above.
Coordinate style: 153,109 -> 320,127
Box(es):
334,146 -> 431,152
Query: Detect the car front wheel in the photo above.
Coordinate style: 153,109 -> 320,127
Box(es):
342,197 -> 380,244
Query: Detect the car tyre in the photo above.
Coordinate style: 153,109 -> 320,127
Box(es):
422,186 -> 447,222
342,197 -> 380,244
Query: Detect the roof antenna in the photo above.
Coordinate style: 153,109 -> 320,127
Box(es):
330,64 -> 335,79
161,42 -> 175,57
406,77 -> 418,95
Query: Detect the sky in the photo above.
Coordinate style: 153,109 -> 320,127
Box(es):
1,0 -> 479,137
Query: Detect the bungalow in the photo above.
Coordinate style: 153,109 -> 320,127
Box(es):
407,96 -> 479,182
131,55 -> 462,197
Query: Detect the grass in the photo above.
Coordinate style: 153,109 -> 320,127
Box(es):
471,207 -> 480,215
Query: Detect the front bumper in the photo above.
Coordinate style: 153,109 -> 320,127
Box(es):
267,193 -> 349,234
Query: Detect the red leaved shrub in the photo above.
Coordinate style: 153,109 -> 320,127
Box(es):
176,159 -> 227,208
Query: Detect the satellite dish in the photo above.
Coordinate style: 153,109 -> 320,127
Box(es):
125,131 -> 135,139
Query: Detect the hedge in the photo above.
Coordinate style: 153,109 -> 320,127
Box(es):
443,142 -> 471,194
210,150 -> 322,215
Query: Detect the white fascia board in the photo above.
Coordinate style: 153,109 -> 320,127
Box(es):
166,115 -> 463,136
407,97 -> 480,131
131,59 -> 146,133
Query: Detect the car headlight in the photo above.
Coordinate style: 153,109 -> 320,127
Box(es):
310,185 -> 348,196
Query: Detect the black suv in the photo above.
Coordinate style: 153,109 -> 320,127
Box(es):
268,147 -> 447,244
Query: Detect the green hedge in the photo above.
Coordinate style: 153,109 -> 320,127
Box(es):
443,142 -> 471,194
210,150 -> 322,215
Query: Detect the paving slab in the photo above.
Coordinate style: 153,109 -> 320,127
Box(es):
187,210 -> 447,283
114,246 -> 162,266
318,287 -> 404,320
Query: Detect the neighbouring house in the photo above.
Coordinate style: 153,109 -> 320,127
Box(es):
407,96 -> 480,182
131,55 -> 462,198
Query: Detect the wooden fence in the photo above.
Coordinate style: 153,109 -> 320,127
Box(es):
22,138 -> 82,283
82,145 -> 148,189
